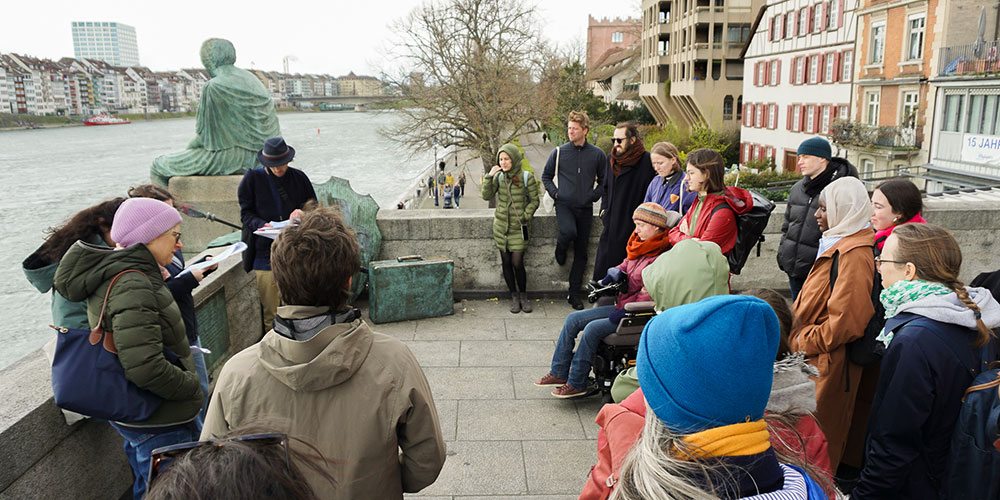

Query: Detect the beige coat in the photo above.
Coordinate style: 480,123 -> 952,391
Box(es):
202,306 -> 446,499
789,228 -> 875,470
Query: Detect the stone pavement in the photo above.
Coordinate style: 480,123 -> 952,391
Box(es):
357,296 -> 601,499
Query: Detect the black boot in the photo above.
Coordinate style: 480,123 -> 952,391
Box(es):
510,293 -> 521,313
519,292 -> 532,313
568,293 -> 584,310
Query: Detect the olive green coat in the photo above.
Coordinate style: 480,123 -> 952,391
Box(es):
482,143 -> 540,251
53,241 -> 203,427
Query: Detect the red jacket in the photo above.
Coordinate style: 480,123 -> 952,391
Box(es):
668,186 -> 753,255
579,388 -> 833,500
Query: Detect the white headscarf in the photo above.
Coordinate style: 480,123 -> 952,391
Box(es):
820,177 -> 872,238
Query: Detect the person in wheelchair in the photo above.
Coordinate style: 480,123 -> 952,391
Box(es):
536,203 -> 675,399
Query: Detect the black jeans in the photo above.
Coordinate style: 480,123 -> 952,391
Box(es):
555,203 -> 593,296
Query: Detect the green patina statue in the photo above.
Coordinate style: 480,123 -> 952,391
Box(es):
150,38 -> 280,186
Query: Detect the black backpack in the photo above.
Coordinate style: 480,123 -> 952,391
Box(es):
911,318 -> 1000,499
710,189 -> 775,275
829,248 -> 886,366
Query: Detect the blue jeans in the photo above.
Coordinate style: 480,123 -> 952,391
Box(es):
788,275 -> 806,301
111,420 -> 201,499
549,305 -> 617,390
191,337 -> 210,422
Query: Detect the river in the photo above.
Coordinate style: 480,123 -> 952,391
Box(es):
0,111 -> 435,369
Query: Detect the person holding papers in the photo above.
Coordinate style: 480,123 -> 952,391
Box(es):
238,137 -> 317,333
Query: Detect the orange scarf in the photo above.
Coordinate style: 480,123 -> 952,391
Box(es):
674,420 -> 771,460
625,230 -> 672,260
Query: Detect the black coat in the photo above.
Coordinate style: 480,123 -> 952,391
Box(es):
853,313 -> 999,499
165,249 -> 200,344
237,166 -> 316,271
777,157 -> 858,280
593,152 -> 657,281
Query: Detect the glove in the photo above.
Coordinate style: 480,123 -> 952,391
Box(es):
601,267 -> 626,286
608,308 -> 627,326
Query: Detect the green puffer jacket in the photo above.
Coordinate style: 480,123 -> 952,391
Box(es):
53,241 -> 203,427
482,143 -> 540,251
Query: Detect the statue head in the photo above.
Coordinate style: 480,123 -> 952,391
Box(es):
200,38 -> 237,77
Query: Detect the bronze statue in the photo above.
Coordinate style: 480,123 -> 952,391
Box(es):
151,38 -> 280,185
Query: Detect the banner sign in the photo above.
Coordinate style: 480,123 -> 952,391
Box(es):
962,134 -> 1000,165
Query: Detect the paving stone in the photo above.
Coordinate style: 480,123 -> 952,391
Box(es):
535,299 -> 582,319
405,340 -> 461,367
422,367 -> 513,400
510,366 -> 562,400
575,398 -> 606,441
414,441 -> 526,496
458,299 -> 527,319
458,496 -> 576,500
459,341 -> 555,367
368,319 -> 417,340
522,440 -> 598,495
414,315 -> 507,341
504,317 -> 565,340
404,496 -> 451,500
456,399 -> 585,441
434,399 -> 458,442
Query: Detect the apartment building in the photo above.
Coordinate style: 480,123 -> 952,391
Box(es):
588,47 -> 642,108
338,72 -> 383,96
0,65 -> 9,113
741,0 -> 859,171
71,21 -> 140,67
587,16 -> 641,70
639,0 -> 764,129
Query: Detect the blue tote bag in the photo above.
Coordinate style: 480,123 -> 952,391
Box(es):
50,270 -> 163,422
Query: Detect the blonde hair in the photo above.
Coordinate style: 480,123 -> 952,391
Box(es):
567,110 -> 590,130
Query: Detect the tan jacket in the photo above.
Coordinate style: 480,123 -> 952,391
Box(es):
789,227 -> 874,470
202,306 -> 446,499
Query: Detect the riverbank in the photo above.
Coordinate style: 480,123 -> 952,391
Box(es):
0,108 -> 318,132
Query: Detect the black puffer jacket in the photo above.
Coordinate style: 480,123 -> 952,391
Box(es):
777,157 -> 858,280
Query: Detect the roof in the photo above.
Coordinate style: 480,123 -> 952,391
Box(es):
587,47 -> 639,82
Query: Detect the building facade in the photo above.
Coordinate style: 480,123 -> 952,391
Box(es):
587,16 -> 641,70
741,0 -> 859,171
71,22 -> 140,67
639,0 -> 764,130
588,47 -> 641,108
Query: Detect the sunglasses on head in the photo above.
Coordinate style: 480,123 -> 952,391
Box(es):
148,433 -> 289,487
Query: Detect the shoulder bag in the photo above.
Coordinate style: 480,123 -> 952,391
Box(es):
541,147 -> 558,213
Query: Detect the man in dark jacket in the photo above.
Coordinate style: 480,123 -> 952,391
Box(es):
238,137 -> 316,333
542,111 -> 606,309
592,122 -> 656,281
777,137 -> 858,299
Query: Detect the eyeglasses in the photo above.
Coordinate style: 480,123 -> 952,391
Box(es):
148,433 -> 288,487
612,137 -> 627,144
171,231 -> 182,244
874,256 -> 906,267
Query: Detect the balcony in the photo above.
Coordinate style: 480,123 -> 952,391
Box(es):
830,121 -> 920,151
938,40 -> 1000,76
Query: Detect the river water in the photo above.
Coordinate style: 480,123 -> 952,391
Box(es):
0,111 -> 434,369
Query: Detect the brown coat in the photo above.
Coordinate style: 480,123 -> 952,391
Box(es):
789,228 -> 875,470
202,306 -> 446,499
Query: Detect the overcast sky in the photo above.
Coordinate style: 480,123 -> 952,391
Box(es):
2,0 -> 641,76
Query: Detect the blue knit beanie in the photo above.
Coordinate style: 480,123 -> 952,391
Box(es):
797,137 -> 831,160
637,294 -> 779,434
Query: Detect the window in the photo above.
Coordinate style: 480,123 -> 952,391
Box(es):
907,15 -> 925,61
776,14 -> 785,38
757,103 -> 766,127
983,95 -> 999,135
786,10 -> 796,38
813,4 -> 824,32
795,56 -> 805,84
737,96 -> 743,120
809,55 -> 819,83
792,104 -> 802,131
728,24 -> 751,43
862,159 -> 875,174
769,103 -> 778,128
770,60 -> 779,85
757,62 -> 767,86
839,105 -> 849,120
967,94 -> 986,134
866,92 -> 880,126
943,94 -> 963,132
770,16 -> 777,40
806,104 -> 816,132
842,50 -> 853,81
870,21 -> 885,63
612,32 -> 624,43
723,95 -> 734,120
901,91 -> 919,129
828,0 -> 838,29
825,54 -> 836,83
822,105 -> 831,134
799,8 -> 810,34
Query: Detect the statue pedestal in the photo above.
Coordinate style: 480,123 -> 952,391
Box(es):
169,175 -> 244,253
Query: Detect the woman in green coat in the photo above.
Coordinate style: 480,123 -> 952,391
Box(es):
483,143 -> 540,313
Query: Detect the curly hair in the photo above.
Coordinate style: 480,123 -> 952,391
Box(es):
38,197 -> 125,263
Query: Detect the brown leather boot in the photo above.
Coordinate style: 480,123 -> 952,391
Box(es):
510,293 -> 521,313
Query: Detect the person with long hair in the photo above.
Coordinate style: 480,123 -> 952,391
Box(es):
604,295 -> 831,499
643,141 -> 695,213
592,122 -> 657,283
483,143 -> 540,313
54,198 -> 204,499
668,148 -> 753,257
789,176 -> 875,471
869,178 -> 925,250
852,223 -> 1000,498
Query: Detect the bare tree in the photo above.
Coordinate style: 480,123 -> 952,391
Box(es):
382,0 -> 554,173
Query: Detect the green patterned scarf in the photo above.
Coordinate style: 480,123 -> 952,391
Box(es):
876,279 -> 953,346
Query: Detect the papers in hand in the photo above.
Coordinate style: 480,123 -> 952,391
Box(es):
190,345 -> 212,355
176,242 -> 247,277
254,219 -> 291,240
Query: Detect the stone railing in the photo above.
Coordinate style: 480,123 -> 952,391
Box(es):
3,198 -> 998,499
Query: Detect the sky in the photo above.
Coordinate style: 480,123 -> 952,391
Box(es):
1,0 -> 641,76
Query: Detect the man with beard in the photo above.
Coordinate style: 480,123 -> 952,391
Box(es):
592,122 -> 657,283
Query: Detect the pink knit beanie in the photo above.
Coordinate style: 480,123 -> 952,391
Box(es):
111,198 -> 181,248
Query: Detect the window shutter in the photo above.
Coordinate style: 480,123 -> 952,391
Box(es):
833,52 -> 841,82
818,54 -> 825,82
763,61 -> 770,85
807,7 -> 813,32
780,14 -> 786,38
813,106 -> 822,133
838,0 -> 845,27
799,105 -> 807,132
821,3 -> 828,30
790,56 -> 796,83
754,62 -> 760,86
740,142 -> 745,163
775,59 -> 781,85
792,10 -> 799,36
769,17 -> 775,41
787,105 -> 793,130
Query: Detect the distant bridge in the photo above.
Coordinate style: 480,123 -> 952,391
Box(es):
286,95 -> 398,106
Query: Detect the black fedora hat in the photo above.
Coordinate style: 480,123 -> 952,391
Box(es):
257,137 -> 296,167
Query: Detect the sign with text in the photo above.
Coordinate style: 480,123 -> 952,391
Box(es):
962,134 -> 1000,165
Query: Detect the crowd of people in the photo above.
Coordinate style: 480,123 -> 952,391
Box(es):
21,109 -> 1000,499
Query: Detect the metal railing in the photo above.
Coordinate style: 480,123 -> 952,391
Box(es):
829,121 -> 921,150
938,40 -> 1000,76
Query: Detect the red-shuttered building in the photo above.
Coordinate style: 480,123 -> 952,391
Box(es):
739,0 -> 858,171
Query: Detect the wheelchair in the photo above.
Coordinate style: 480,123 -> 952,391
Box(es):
583,279 -> 656,402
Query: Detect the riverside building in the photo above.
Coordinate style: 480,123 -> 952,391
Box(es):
740,0 -> 859,171
71,21 -> 140,67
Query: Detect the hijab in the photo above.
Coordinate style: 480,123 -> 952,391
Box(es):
819,177 -> 872,238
